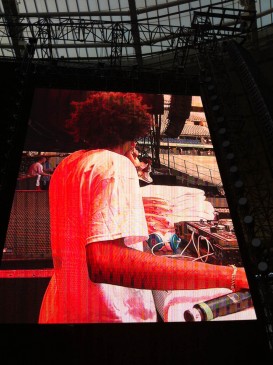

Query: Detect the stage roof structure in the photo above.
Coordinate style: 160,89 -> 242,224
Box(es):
0,0 -> 271,74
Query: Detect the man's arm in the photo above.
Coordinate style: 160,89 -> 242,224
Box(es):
41,171 -> 51,176
37,164 -> 51,177
86,239 -> 249,291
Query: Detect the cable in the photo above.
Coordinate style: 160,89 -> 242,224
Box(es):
150,231 -> 215,262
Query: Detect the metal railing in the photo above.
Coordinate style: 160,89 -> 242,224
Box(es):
159,153 -> 222,187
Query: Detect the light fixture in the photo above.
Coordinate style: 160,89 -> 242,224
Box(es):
251,238 -> 262,248
238,196 -> 248,206
216,116 -> 224,124
226,152 -> 235,160
230,165 -> 238,173
243,215 -> 253,224
218,127 -> 226,135
212,104 -> 220,111
234,179 -> 244,188
222,140 -> 230,148
258,261 -> 268,272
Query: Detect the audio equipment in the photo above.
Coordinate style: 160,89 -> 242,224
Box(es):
214,207 -> 231,219
146,232 -> 181,253
174,220 -> 242,266
164,95 -> 192,138
2,190 -> 52,262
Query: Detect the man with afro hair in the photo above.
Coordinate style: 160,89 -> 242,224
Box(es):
39,91 -> 249,323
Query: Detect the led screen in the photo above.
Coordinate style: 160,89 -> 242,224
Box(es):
1,88 -> 256,324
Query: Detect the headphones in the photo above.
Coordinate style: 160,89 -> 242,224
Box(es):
146,232 -> 181,253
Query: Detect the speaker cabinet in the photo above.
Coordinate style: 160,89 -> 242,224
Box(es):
3,191 -> 52,261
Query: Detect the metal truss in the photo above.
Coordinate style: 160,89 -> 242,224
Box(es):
0,16 -> 189,57
0,6 -> 257,71
192,6 -> 256,44
110,23 -> 125,67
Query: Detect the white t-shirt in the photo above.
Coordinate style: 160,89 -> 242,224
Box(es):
28,161 -> 44,186
39,149 -> 157,323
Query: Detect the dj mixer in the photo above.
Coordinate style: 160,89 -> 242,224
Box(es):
174,219 -> 243,266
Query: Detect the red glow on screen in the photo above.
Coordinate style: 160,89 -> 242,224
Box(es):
1,89 -> 256,324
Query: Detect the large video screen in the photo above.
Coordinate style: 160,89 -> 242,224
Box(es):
1,88 -> 256,324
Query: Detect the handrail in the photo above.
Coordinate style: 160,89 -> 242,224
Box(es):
159,153 -> 222,186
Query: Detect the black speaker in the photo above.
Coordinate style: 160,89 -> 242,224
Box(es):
164,95 -> 192,137
3,191 -> 52,261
